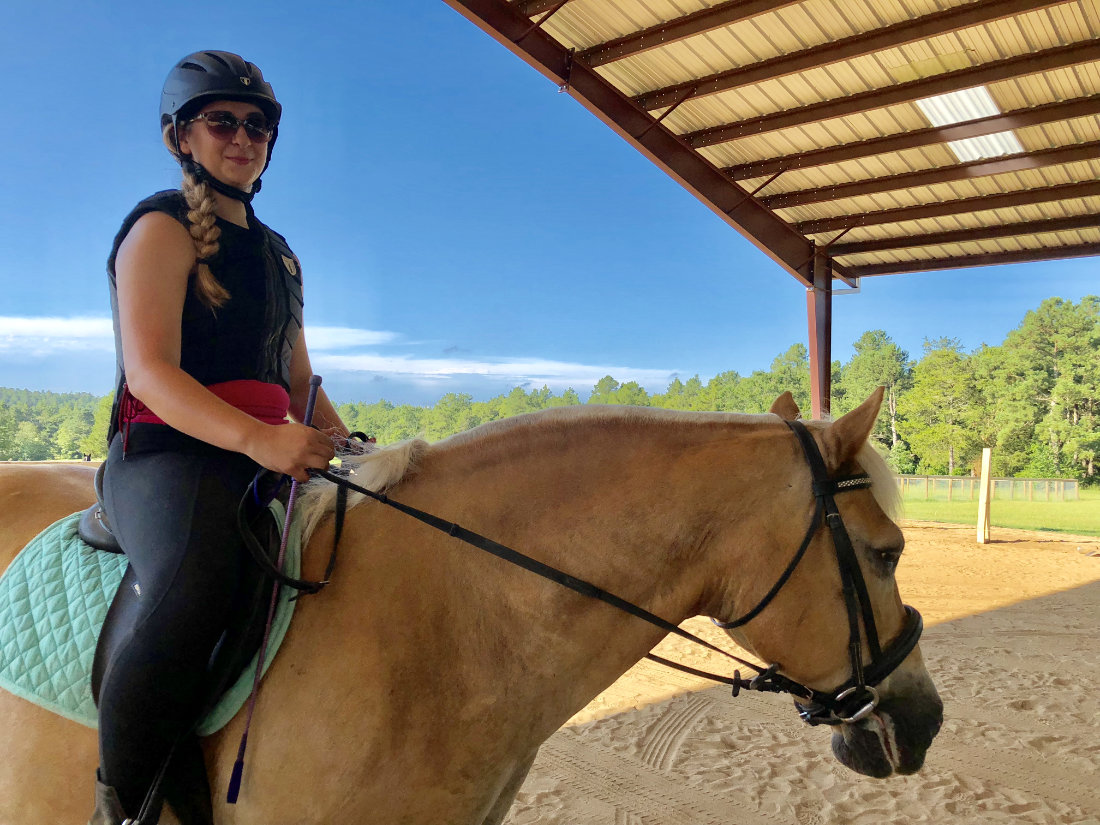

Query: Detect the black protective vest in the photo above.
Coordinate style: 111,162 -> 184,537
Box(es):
106,190 -> 304,442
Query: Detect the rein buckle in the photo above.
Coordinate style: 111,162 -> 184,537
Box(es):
748,663 -> 780,691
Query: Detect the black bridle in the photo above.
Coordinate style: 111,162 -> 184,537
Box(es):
244,420 -> 923,727
710,420 -> 924,725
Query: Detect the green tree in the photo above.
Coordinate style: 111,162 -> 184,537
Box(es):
888,441 -> 917,475
897,338 -> 979,475
53,404 -> 94,459
498,387 -> 539,418
544,388 -> 581,408
79,394 -> 114,459
972,297 -> 1100,481
425,393 -> 481,440
0,404 -> 15,459
1044,297 -> 1100,481
767,343 -> 811,413
612,381 -> 651,406
13,421 -> 52,461
376,405 -> 426,444
587,376 -> 620,405
833,330 -> 910,447
585,376 -> 650,406
653,375 -> 704,410
691,371 -> 744,411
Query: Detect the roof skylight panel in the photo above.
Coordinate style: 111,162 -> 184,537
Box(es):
915,86 -> 1025,162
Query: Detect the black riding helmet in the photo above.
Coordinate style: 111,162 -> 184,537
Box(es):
161,50 -> 281,196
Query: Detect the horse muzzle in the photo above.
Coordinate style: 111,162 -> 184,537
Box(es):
830,690 -> 944,777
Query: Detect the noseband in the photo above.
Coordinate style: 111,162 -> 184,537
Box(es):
260,419 -> 922,728
711,420 -> 923,725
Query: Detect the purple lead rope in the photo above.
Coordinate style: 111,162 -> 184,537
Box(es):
227,374 -> 323,804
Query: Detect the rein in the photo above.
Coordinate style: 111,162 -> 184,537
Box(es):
314,467 -> 803,699
257,419 -> 923,725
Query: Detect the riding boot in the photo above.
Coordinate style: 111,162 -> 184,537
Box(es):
88,771 -> 130,825
161,734 -> 215,825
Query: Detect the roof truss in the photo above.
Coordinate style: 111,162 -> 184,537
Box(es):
634,0 -> 1071,110
444,0 -> 1099,287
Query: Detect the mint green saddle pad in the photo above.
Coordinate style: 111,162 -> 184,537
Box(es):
0,500 -> 300,736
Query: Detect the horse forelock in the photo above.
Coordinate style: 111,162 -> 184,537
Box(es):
797,419 -> 901,521
858,440 -> 902,521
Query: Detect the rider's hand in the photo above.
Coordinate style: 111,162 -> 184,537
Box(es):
245,422 -> 335,482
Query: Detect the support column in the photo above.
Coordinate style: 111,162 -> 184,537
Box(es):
807,251 -> 832,419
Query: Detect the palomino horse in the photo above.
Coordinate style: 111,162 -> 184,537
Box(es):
0,389 -> 942,824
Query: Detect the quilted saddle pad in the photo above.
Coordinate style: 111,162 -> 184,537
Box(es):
0,500 -> 300,736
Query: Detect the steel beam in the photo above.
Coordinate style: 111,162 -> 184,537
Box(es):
514,0 -> 575,16
830,214 -> 1100,256
761,141 -> 1100,209
635,0 -> 1067,109
725,95 -> 1100,180
846,243 -> 1100,277
685,41 -> 1098,147
794,181 -> 1100,235
441,0 -> 817,285
580,0 -> 798,67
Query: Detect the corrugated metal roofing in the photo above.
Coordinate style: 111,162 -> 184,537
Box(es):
445,0 -> 1099,283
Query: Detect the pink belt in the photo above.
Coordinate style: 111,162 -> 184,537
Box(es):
119,379 -> 290,451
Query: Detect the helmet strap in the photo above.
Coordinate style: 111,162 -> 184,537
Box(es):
181,158 -> 260,204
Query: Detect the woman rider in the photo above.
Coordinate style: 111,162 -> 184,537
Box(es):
92,51 -> 347,824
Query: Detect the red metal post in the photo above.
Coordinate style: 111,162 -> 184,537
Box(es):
807,252 -> 832,419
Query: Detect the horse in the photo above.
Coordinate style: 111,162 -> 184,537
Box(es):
0,388 -> 942,824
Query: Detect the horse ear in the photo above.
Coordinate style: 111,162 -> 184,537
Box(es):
769,391 -> 801,421
823,387 -> 885,468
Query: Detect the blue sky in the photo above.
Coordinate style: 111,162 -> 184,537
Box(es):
1,3 -> 1095,406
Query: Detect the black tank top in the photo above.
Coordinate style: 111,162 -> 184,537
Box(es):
106,190 -> 304,442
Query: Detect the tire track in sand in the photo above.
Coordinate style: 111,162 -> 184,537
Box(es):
639,694 -> 715,772
540,736 -> 788,825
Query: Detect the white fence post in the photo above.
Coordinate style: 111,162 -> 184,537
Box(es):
977,448 -> 993,544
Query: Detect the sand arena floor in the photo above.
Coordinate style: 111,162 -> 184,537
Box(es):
503,521 -> 1100,825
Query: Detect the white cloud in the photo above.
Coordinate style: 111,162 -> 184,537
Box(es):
306,326 -> 400,349
0,316 -> 677,398
0,316 -> 114,354
0,317 -> 399,355
313,352 -> 675,391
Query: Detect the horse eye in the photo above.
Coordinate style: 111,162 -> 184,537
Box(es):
877,549 -> 901,568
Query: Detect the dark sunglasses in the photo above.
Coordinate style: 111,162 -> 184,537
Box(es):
187,111 -> 276,143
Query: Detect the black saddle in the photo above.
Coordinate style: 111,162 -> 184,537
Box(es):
85,466 -> 287,825
78,463 -> 122,553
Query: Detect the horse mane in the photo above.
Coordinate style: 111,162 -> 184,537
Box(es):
294,407 -> 759,547
295,405 -> 901,546
297,438 -> 429,547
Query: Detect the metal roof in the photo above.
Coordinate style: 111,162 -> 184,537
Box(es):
443,0 -> 1100,288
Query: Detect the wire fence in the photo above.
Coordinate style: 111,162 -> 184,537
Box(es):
896,475 -> 1079,502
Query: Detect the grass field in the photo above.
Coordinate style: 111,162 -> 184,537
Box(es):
900,486 -> 1100,537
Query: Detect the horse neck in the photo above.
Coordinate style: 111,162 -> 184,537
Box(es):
379,410 -> 779,734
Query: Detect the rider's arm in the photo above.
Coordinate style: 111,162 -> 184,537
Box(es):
114,211 -> 333,481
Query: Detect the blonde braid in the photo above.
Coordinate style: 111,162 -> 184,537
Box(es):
180,170 -> 230,308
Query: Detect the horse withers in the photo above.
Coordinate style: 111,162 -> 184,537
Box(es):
0,389 -> 941,824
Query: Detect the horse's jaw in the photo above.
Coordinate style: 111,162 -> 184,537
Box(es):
830,692 -> 944,777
